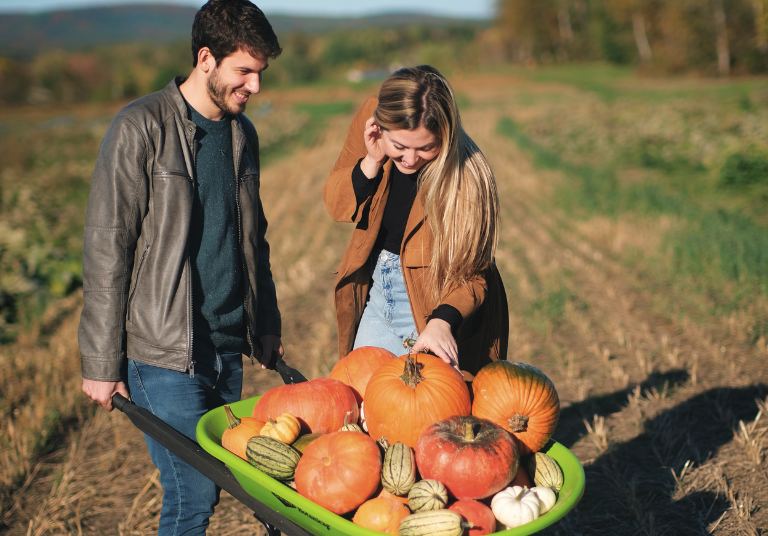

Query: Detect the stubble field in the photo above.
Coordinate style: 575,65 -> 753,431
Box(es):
1,66 -> 767,535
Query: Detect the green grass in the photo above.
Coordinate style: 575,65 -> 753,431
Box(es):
497,116 -> 768,307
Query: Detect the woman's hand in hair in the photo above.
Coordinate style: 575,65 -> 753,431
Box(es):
361,116 -> 387,178
412,319 -> 461,375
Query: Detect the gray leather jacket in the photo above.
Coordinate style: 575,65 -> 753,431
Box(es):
78,78 -> 281,382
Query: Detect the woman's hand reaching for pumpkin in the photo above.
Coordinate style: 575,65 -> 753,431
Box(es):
411,319 -> 461,375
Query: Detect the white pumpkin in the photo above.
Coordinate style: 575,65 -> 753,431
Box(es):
491,485 -> 541,529
531,486 -> 557,514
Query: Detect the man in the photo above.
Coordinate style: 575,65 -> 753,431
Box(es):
78,1 -> 283,533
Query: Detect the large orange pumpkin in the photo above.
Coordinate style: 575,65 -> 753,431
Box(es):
252,378 -> 358,434
294,431 -> 382,515
363,353 -> 471,448
330,346 -> 396,404
471,361 -> 560,456
352,496 -> 410,534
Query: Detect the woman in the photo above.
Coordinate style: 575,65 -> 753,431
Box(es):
323,65 -> 508,378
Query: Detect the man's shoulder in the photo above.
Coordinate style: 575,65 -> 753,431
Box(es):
237,113 -> 258,139
112,81 -> 182,134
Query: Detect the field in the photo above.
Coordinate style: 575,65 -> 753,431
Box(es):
1,65 -> 768,535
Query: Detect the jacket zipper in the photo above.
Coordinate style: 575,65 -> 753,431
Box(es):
126,244 -> 149,322
187,130 -> 198,377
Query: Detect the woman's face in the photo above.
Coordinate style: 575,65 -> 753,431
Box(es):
381,125 -> 441,175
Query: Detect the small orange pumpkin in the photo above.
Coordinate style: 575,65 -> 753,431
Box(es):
352,496 -> 410,534
260,413 -> 302,444
471,361 -> 560,456
221,405 -> 265,460
363,353 -> 471,448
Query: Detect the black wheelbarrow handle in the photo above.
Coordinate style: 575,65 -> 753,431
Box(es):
112,393 -> 311,536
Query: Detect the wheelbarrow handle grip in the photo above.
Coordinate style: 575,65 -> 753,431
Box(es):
111,393 -> 307,536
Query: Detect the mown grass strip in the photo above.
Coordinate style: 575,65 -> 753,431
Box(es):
497,117 -> 768,304
258,101 -> 353,166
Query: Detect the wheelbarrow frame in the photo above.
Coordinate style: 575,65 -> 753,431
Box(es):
112,393 -> 308,536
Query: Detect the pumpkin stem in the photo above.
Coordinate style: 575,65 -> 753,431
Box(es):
463,422 -> 476,442
514,486 -> 529,501
343,411 -> 352,427
269,417 -> 277,426
224,405 -> 241,429
509,413 -> 529,433
399,355 -> 425,390
461,522 -> 475,529
377,436 -> 391,451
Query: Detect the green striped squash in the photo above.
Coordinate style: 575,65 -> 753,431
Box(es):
246,436 -> 301,481
381,441 -> 416,496
399,510 -> 468,536
407,479 -> 449,512
524,451 -> 564,492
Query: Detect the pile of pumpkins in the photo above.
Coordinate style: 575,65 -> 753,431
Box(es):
220,347 -> 564,535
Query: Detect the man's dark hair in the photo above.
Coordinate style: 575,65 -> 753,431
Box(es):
191,0 -> 282,66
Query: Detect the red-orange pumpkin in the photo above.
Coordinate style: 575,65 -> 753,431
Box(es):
471,361 -> 560,456
448,500 -> 496,536
252,378 -> 358,434
294,431 -> 382,515
330,346 -> 396,404
510,464 -> 533,488
364,354 -> 471,448
415,415 -> 519,500
352,496 -> 410,534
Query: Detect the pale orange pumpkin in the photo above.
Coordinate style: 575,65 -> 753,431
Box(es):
352,496 -> 410,534
471,361 -> 560,456
330,346 -> 396,404
221,405 -> 265,460
260,412 -> 302,444
363,353 -> 471,448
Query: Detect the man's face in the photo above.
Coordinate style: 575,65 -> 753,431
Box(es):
206,49 -> 268,115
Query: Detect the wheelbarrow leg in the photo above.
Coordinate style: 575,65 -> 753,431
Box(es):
253,513 -> 281,536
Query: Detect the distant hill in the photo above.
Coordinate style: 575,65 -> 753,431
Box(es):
0,4 -> 489,59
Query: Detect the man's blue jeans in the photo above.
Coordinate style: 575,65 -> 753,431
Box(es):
353,249 -> 418,356
127,346 -> 243,536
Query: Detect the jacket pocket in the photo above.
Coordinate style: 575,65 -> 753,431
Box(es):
127,244 -> 150,322
402,247 -> 430,268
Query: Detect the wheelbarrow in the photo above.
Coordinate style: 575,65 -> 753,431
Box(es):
113,363 -> 585,535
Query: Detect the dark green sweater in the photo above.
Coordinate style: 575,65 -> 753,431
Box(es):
188,103 -> 247,353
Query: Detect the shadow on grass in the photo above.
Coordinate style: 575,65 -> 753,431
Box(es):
547,383 -> 768,535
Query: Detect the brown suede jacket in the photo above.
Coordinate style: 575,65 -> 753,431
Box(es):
323,97 -> 508,378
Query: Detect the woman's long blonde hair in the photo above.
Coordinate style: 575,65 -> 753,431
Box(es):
374,65 -> 500,302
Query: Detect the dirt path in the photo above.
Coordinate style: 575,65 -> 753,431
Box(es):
3,76 -> 767,535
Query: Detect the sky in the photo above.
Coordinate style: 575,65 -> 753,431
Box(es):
0,0 -> 495,18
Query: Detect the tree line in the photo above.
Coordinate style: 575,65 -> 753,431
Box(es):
1,1 -> 766,107
496,0 -> 767,76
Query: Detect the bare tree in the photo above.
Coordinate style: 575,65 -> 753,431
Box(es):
752,0 -> 768,53
713,0 -> 730,76
558,0 -> 574,44
632,10 -> 654,62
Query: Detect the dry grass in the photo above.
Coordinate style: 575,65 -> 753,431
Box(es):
2,72 -> 768,535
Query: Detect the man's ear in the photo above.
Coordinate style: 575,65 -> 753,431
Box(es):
196,47 -> 215,74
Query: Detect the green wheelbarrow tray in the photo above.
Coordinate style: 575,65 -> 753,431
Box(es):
197,396 -> 585,536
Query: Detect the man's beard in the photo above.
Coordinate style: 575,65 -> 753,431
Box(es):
206,68 -> 247,116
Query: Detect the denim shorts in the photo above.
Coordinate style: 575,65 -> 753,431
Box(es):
353,249 -> 418,356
